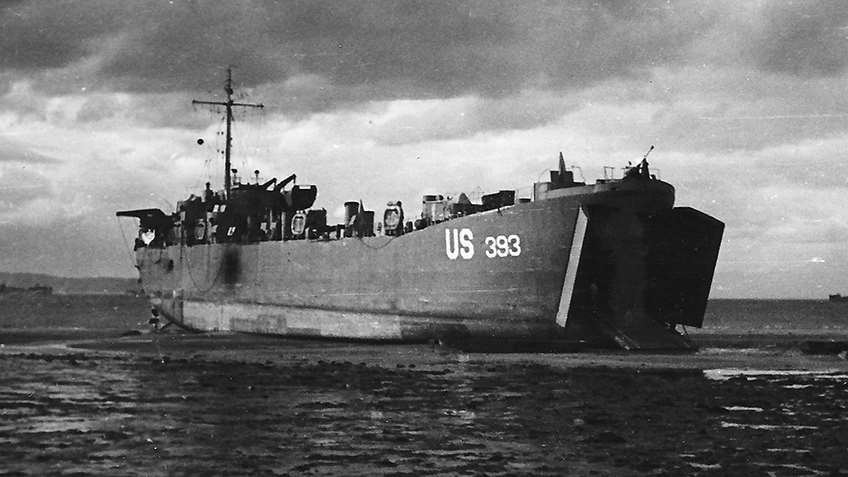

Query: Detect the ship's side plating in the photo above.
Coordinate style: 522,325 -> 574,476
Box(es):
140,196 -> 580,341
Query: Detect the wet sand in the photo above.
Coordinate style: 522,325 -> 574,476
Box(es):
2,331 -> 847,476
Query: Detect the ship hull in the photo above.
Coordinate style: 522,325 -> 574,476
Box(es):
137,189 -> 723,350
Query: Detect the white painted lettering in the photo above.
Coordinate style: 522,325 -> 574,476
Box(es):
495,235 -> 509,257
450,230 -> 520,260
445,229 -> 460,260
459,228 -> 474,259
508,234 -> 521,256
484,236 -> 497,258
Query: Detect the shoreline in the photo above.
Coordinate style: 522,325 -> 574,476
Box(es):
1,329 -> 846,373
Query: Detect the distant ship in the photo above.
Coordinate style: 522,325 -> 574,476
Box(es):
0,284 -> 52,296
117,71 -> 724,350
829,294 -> 848,303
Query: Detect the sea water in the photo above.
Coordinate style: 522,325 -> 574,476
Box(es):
0,296 -> 846,476
700,299 -> 848,335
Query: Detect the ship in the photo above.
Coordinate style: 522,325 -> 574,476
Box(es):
829,294 -> 848,303
117,71 -> 724,351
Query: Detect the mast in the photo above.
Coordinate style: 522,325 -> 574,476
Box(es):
192,67 -> 264,198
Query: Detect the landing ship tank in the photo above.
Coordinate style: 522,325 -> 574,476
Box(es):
117,72 -> 723,350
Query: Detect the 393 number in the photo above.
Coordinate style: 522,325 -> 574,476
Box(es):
484,234 -> 521,258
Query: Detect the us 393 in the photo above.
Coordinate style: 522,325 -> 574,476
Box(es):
444,228 -> 521,260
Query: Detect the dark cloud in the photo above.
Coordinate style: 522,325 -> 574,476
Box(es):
0,1 -> 123,70
3,1 -> 846,110
752,1 -> 848,77
0,1 -> 718,101
6,0 -> 846,137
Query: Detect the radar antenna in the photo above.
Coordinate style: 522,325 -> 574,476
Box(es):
192,67 -> 264,199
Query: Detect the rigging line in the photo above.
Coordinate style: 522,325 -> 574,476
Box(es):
183,243 -> 225,294
255,240 -> 261,289
115,216 -> 137,270
184,247 -> 223,293
355,235 -> 398,250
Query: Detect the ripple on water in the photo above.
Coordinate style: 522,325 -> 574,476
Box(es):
720,422 -> 818,431
722,406 -> 764,412
703,368 -> 847,381
1,346 -> 846,476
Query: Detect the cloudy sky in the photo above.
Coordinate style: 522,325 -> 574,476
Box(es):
1,1 -> 847,298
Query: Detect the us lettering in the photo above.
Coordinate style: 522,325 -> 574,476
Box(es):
445,228 -> 475,260
446,228 -> 520,259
